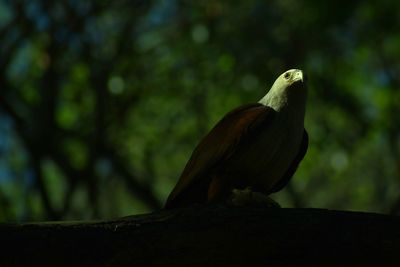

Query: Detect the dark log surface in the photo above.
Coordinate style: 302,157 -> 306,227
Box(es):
1,206 -> 400,267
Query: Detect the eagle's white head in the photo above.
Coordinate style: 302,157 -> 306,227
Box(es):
259,69 -> 307,111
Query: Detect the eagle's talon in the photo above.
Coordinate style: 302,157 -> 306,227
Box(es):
228,187 -> 281,208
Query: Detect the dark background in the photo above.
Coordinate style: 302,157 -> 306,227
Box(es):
1,0 -> 400,222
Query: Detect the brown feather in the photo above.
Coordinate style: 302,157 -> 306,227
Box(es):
268,130 -> 308,193
165,103 -> 275,209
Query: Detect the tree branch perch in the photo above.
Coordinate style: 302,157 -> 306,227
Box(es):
1,207 -> 399,266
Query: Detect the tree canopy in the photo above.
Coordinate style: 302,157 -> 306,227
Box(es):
1,0 -> 400,221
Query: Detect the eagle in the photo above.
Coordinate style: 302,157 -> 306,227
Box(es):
165,69 -> 308,209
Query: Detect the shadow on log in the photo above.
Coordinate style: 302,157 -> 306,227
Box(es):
1,206 -> 400,266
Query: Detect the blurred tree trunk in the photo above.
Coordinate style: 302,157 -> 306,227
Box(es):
1,206 -> 399,266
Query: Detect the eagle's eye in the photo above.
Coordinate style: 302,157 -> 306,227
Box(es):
284,72 -> 291,80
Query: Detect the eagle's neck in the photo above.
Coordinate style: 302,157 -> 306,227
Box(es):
259,90 -> 288,111
259,88 -> 307,127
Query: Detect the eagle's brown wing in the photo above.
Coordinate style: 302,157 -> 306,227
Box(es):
268,130 -> 308,193
165,103 -> 275,209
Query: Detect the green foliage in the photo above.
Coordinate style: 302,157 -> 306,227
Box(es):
1,0 -> 400,221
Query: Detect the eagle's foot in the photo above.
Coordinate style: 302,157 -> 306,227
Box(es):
228,187 -> 280,208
